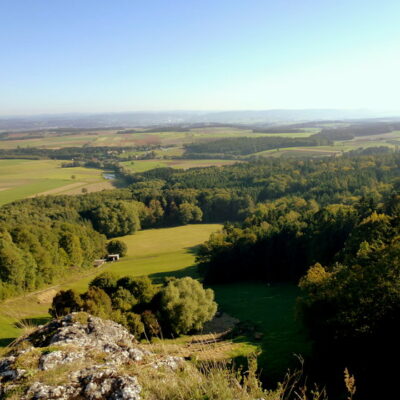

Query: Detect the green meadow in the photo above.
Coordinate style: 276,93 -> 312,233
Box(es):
0,159 -> 113,206
0,223 -> 309,381
212,283 -> 311,381
0,224 -> 221,345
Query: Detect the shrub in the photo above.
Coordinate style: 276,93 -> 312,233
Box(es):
107,239 -> 128,257
117,276 -> 156,305
89,272 -> 118,295
125,312 -> 145,337
158,277 -> 217,335
141,310 -> 161,337
81,287 -> 113,319
49,289 -> 83,317
111,286 -> 138,311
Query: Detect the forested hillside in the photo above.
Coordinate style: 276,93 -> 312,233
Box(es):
1,150 -> 400,398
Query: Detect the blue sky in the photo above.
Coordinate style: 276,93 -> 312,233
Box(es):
1,0 -> 400,115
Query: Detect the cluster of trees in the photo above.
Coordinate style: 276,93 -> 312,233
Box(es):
125,152 -> 400,199
298,202 -> 400,398
50,274 -> 217,338
0,220 -> 106,300
0,187 -> 208,299
194,185 -> 400,396
119,153 -> 400,226
183,136 -> 332,158
195,197 -> 358,283
0,193 -> 142,299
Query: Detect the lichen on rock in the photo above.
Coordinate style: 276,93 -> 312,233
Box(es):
0,313 -> 182,400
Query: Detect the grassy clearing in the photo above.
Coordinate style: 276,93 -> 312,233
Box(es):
0,224 -> 221,345
252,147 -> 341,158
0,223 -> 310,383
212,283 -> 311,382
0,223 -> 309,382
0,159 -> 112,205
120,159 -> 238,172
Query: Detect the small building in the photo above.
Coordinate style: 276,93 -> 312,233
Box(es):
93,259 -> 106,267
107,254 -> 120,262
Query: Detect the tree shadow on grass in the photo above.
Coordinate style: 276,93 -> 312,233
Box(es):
0,338 -> 15,347
184,244 -> 202,256
149,265 -> 200,284
148,244 -> 203,284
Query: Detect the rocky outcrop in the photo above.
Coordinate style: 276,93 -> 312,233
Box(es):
0,313 -> 183,400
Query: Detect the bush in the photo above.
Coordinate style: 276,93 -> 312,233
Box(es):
81,287 -> 113,318
141,310 -> 161,337
117,276 -> 156,305
113,311 -> 145,337
89,272 -> 118,295
111,286 -> 138,311
159,277 -> 217,335
107,239 -> 128,257
49,289 -> 83,317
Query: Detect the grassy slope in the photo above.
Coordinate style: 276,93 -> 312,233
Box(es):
0,223 -> 310,382
0,224 -> 221,345
0,159 -> 111,206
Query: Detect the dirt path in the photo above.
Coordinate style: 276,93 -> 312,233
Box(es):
3,264 -> 109,308
27,181 -> 85,197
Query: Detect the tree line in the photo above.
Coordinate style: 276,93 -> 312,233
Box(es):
182,136 -> 332,158
50,274 -> 217,339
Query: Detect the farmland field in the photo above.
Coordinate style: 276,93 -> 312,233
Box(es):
249,132 -> 400,159
0,127 -> 314,150
120,158 -> 239,172
0,159 -> 114,206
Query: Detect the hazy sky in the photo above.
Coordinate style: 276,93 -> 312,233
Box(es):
1,0 -> 400,115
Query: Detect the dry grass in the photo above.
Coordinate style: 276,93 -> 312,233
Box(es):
147,332 -> 240,362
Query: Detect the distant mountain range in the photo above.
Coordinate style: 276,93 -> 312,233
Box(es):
1,109 -> 399,131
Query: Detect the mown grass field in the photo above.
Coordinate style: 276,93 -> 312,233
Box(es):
0,159 -> 113,206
